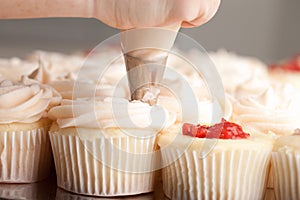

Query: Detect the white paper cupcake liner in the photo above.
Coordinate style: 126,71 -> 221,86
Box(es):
272,152 -> 300,200
50,131 -> 158,196
161,147 -> 271,200
0,127 -> 53,183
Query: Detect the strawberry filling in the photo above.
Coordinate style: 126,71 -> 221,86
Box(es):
182,118 -> 250,139
270,54 -> 300,72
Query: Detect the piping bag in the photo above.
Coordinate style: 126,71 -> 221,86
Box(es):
121,24 -> 180,105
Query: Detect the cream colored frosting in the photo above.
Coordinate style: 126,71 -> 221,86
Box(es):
269,69 -> 300,90
157,93 -> 232,125
48,97 -> 176,132
233,83 -> 300,135
235,74 -> 271,98
208,49 -> 268,94
48,80 -> 129,100
0,57 -> 38,82
273,133 -> 300,153
0,77 -> 61,124
27,50 -> 85,83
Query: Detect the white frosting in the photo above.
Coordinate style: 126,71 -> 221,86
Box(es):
0,77 -> 61,124
27,50 -> 85,83
274,134 -> 300,153
157,94 -> 232,125
0,57 -> 38,82
49,97 -> 176,131
49,80 -> 129,100
233,83 -> 300,135
208,49 -> 268,94
235,74 -> 271,98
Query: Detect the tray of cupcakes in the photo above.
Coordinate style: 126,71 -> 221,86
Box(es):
0,49 -> 299,200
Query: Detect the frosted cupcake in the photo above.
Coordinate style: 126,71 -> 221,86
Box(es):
272,130 -> 300,200
0,77 -> 61,183
158,119 -> 273,200
48,80 -> 129,100
48,97 -> 176,196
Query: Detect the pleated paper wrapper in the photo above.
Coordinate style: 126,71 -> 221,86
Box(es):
272,151 -> 300,200
161,147 -> 271,200
0,127 -> 53,183
50,131 -> 159,197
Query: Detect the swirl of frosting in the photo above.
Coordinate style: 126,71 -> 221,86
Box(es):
232,83 -> 300,135
0,76 -> 61,124
48,97 -> 176,132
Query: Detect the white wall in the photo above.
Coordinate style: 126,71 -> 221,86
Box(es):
0,0 -> 299,63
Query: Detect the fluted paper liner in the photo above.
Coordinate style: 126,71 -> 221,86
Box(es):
272,152 -> 300,200
0,126 -> 52,183
50,131 -> 158,196
160,146 -> 271,200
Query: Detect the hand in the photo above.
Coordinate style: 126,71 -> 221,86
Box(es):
0,0 -> 220,29
93,0 -> 221,29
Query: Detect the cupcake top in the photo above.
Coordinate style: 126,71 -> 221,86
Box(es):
273,129 -> 300,153
49,97 -> 176,135
0,77 -> 61,124
0,57 -> 38,82
232,83 -> 300,135
158,118 -> 273,152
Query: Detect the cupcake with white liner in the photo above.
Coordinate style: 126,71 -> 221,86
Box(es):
48,97 -> 176,196
158,118 -> 273,200
0,76 -> 61,183
272,130 -> 300,200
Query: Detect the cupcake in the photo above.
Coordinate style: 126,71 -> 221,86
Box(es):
158,119 -> 273,200
272,130 -> 300,200
0,77 -> 61,183
48,97 -> 176,196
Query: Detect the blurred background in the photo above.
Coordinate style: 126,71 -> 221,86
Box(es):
0,0 -> 299,63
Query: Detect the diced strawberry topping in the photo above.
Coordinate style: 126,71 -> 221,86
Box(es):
270,54 -> 300,72
182,118 -> 250,139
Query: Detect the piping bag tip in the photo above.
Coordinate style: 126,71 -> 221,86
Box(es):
124,50 -> 168,105
121,26 -> 180,105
